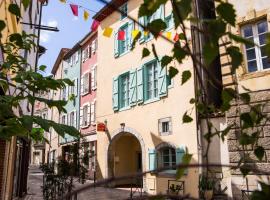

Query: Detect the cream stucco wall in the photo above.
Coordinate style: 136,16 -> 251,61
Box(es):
96,0 -> 199,196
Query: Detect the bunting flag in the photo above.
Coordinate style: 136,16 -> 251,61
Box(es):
166,32 -> 172,40
84,10 -> 89,21
144,31 -> 149,36
103,27 -> 113,38
173,33 -> 179,42
91,20 -> 100,31
59,0 -> 66,3
118,30 -> 125,41
132,30 -> 140,39
70,4 -> 78,16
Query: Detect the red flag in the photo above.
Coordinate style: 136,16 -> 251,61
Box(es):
91,20 -> 100,31
70,4 -> 78,16
118,30 -> 125,41
173,33 -> 179,42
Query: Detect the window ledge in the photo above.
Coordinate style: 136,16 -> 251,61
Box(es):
156,171 -> 177,178
239,69 -> 270,81
118,49 -> 130,58
119,106 -> 131,112
81,92 -> 90,97
80,124 -> 90,129
144,97 -> 160,105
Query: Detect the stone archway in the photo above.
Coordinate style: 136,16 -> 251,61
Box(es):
105,127 -> 146,190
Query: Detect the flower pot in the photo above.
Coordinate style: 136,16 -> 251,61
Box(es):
204,190 -> 213,200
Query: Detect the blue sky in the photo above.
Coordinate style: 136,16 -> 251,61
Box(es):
38,0 -> 104,74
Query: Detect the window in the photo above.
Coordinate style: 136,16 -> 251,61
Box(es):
242,20 -> 269,72
62,86 -> 67,101
81,105 -> 89,127
118,24 -> 129,55
90,100 -> 96,125
165,14 -> 173,30
120,3 -> 128,20
69,79 -> 77,97
81,73 -> 90,95
119,73 -> 130,108
159,117 -> 172,135
88,45 -> 92,58
61,115 -> 66,125
159,147 -> 176,170
145,61 -> 159,100
91,65 -> 97,90
69,111 -> 76,128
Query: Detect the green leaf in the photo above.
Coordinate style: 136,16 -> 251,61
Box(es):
176,153 -> 192,179
138,0 -> 167,17
228,33 -> 255,46
240,113 -> 254,129
9,33 -> 23,47
8,4 -> 21,17
151,44 -> 159,62
189,98 -> 196,104
147,19 -> 167,38
161,56 -> 173,68
254,146 -> 265,161
168,67 -> 178,79
203,43 -> 219,65
173,43 -> 186,63
240,93 -> 251,103
0,20 -> 6,32
39,65 -> 47,72
172,0 -> 192,27
216,2 -> 236,26
227,46 -> 243,71
182,112 -> 193,123
181,70 -> 191,85
221,88 -> 235,112
142,48 -> 150,59
240,165 -> 251,177
22,0 -> 31,10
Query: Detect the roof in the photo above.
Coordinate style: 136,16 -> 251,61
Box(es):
51,48 -> 70,75
79,31 -> 97,46
93,0 -> 127,22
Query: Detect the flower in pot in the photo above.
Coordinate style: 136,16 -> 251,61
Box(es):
199,175 -> 215,200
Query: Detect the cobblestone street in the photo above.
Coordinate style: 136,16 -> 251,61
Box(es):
25,166 -> 140,200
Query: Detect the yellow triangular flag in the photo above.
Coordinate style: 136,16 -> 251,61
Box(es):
132,30 -> 140,39
166,32 -> 172,40
59,0 -> 66,3
103,27 -> 113,38
84,10 -> 89,21
144,31 -> 149,36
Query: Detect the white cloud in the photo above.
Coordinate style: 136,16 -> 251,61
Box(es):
47,19 -> 58,27
72,16 -> 78,21
40,31 -> 50,43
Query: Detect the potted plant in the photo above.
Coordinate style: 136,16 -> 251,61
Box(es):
199,175 -> 215,200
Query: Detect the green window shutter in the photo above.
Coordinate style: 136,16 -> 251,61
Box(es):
176,147 -> 187,175
138,17 -> 145,43
112,77 -> 119,111
137,67 -> 144,103
158,64 -> 168,97
156,4 -> 164,20
128,20 -> 134,49
114,31 -> 119,58
129,69 -> 137,106
148,149 -> 157,171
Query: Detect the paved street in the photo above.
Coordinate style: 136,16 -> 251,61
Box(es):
26,165 -> 141,200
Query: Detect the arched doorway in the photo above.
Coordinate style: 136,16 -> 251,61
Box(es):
107,127 -> 146,189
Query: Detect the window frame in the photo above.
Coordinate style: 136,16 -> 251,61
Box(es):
145,60 -> 159,101
157,147 -> 176,173
118,23 -> 129,56
119,3 -> 128,20
158,117 -> 172,136
119,72 -> 130,109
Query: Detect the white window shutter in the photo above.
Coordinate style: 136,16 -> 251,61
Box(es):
76,52 -> 79,63
74,111 -> 77,129
82,50 -> 85,62
66,114 -> 69,126
88,72 -> 91,93
88,45 -> 91,58
87,104 -> 91,126
91,101 -> 95,125
92,41 -> 95,54
74,78 -> 78,96
80,107 -> 83,127
91,67 -> 95,90
80,76 -> 84,95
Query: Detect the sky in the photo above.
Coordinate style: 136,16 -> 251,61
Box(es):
38,0 -> 104,74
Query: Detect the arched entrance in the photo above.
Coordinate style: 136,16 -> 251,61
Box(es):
107,127 -> 146,189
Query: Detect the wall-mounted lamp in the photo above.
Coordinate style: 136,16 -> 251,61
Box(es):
120,123 -> 125,132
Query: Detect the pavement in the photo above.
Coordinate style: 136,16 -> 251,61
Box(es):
24,165 -> 142,200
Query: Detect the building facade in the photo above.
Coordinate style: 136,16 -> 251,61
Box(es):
79,31 -> 98,179
94,0 -> 199,196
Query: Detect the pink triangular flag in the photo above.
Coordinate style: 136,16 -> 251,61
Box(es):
91,20 -> 100,31
70,4 -> 78,16
118,30 -> 125,41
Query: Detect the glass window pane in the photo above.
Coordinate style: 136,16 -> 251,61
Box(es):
248,60 -> 258,72
259,34 -> 266,45
260,46 -> 267,57
246,49 -> 256,60
257,21 -> 268,34
243,26 -> 253,37
262,57 -> 270,69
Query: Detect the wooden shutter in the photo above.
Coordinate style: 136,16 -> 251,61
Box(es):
176,147 -> 187,175
88,72 -> 91,93
156,4 -> 164,20
137,67 -> 144,103
73,111 -> 77,129
148,149 -> 157,171
80,76 -> 84,95
112,77 -> 119,111
88,45 -> 91,58
138,17 -> 145,43
128,20 -> 134,49
80,107 -> 83,127
87,104 -> 91,126
74,78 -> 78,96
158,65 -> 168,97
91,66 -> 96,90
90,101 -> 95,125
129,69 -> 137,106
114,31 -> 119,58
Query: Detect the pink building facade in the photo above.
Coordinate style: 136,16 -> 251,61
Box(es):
79,31 -> 98,179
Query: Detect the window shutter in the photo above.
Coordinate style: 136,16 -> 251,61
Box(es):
88,45 -> 91,58
137,67 -> 144,103
128,20 -> 134,49
92,41 -> 95,54
80,107 -> 83,127
66,84 -> 69,100
112,77 -> 119,111
148,149 -> 157,171
80,76 -> 84,95
114,31 -> 119,58
66,114 -> 69,126
138,17 -> 145,43
74,78 -> 78,96
156,4 -> 164,20
91,101 -> 95,125
87,104 -> 91,126
91,66 -> 96,90
82,50 -> 85,62
158,65 -> 168,97
74,111 -> 77,129
129,69 -> 137,106
176,147 -> 187,175
88,72 -> 92,93
76,52 -> 79,63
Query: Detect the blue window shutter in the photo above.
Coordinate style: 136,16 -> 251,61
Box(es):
176,147 -> 187,175
158,64 -> 168,97
128,20 -> 134,49
148,149 -> 157,171
112,77 -> 119,111
137,67 -> 144,103
114,31 -> 119,58
138,17 -> 145,43
129,69 -> 137,106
